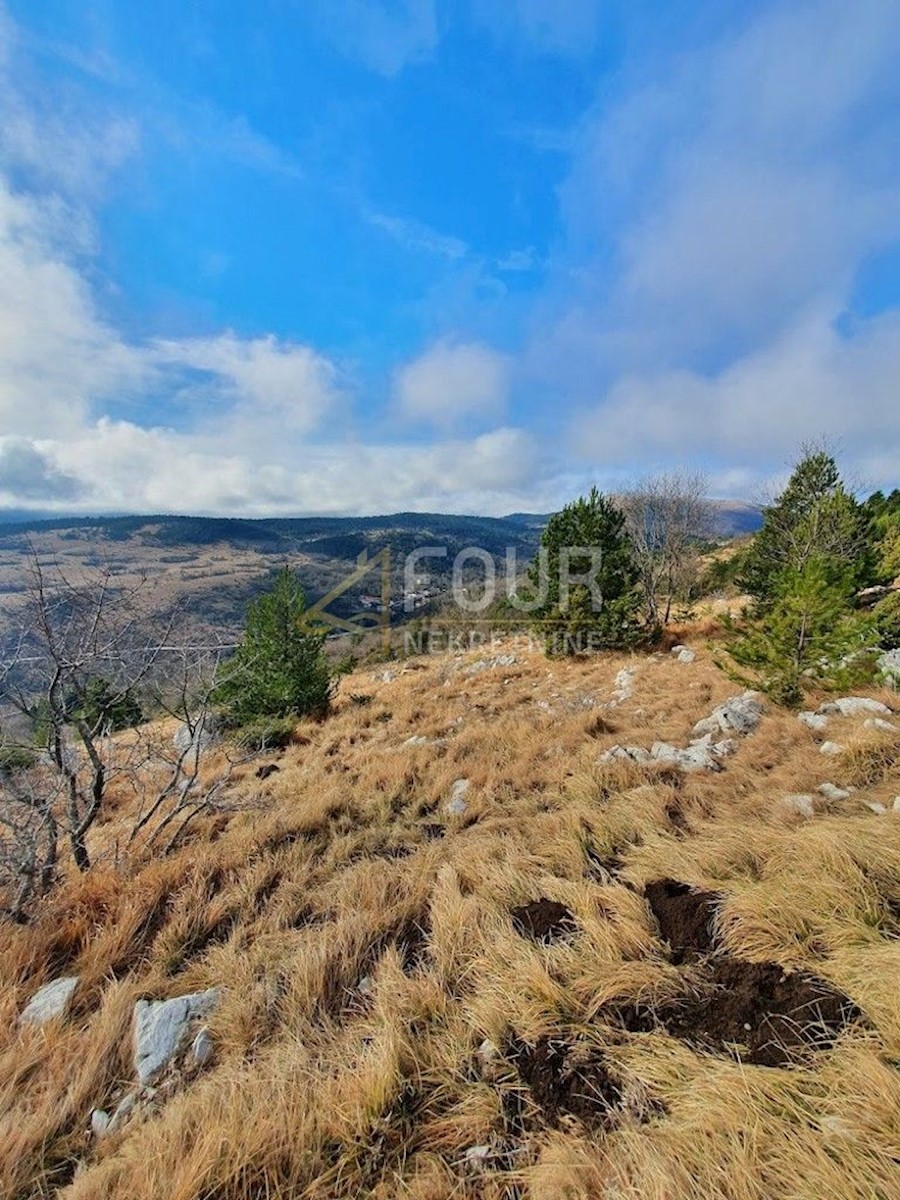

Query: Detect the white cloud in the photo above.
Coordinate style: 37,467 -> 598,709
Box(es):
151,334 -> 339,443
572,307 -> 900,492
368,212 -> 468,260
393,339 -> 511,429
0,438 -> 85,501
548,0 -> 900,371
512,0 -> 900,491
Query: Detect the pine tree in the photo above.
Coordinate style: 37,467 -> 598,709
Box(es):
216,568 -> 332,725
726,556 -> 870,706
740,450 -> 871,611
528,487 -> 642,655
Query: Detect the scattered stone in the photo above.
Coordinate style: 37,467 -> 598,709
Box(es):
403,735 -> 430,747
817,697 -> 891,717
651,740 -> 721,772
818,782 -> 851,802
90,1109 -> 110,1137
799,711 -> 829,731
600,744 -> 651,764
475,1037 -> 502,1081
191,1027 -> 215,1066
878,649 -> 900,686
134,988 -> 221,1085
692,691 -> 764,738
463,654 -> 517,676
446,778 -> 470,816
463,1145 -> 493,1173
373,670 -> 397,683
108,1092 -> 137,1132
19,976 -> 79,1026
819,741 -> 844,756
893,797 -> 900,812
173,714 -> 218,756
863,717 -> 899,734
820,1115 -> 855,1138
357,976 -> 374,997
672,645 -> 696,663
608,667 -> 636,704
781,794 -> 816,818
866,802 -> 888,815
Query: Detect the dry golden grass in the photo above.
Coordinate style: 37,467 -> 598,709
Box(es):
1,636 -> 899,1199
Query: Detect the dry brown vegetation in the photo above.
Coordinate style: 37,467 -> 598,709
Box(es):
2,638 -> 900,1199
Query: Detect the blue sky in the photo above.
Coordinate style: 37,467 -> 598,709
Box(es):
0,0 -> 899,516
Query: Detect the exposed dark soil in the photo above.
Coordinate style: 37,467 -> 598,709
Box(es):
605,958 -> 863,1068
665,959 -> 863,1067
645,878 -> 720,963
511,898 -> 577,944
508,1035 -> 622,1128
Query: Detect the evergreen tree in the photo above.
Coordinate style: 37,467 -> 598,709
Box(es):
740,451 -> 872,611
76,678 -> 144,734
726,556 -> 868,706
216,568 -> 332,725
528,487 -> 642,655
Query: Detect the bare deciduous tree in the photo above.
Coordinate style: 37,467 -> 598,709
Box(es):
0,552 -> 249,921
621,471 -> 713,626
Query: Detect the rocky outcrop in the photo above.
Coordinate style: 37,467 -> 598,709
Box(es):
817,697 -> 891,717
692,692 -> 765,738
601,692 -> 762,773
134,988 -> 221,1085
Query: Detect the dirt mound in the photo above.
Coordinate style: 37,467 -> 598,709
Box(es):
665,959 -> 863,1067
645,878 -> 720,963
511,898 -> 577,944
509,1036 -> 622,1128
606,959 -> 863,1068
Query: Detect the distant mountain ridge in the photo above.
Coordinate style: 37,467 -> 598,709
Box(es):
0,500 -> 762,542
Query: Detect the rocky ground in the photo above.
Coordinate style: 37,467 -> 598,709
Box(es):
2,635 -> 899,1199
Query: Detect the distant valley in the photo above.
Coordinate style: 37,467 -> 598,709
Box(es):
0,503 -> 761,647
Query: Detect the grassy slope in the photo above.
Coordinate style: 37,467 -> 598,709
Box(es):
2,637 -> 899,1200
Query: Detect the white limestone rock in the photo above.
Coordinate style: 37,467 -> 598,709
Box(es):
191,1027 -> 215,1066
817,782 -> 852,802
446,778 -> 470,816
781,794 -> 816,818
799,711 -> 829,731
863,717 -> 898,734
692,692 -> 764,738
133,988 -> 221,1085
19,976 -> 79,1026
817,697 -> 891,717
90,1109 -> 111,1137
600,744 -> 651,764
878,649 -> 900,686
